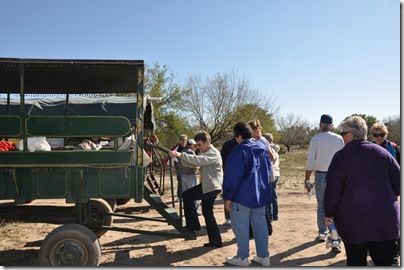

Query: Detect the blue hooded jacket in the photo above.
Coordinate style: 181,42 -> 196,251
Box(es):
222,138 -> 272,208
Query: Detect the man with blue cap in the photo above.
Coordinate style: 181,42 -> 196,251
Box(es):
305,114 -> 344,252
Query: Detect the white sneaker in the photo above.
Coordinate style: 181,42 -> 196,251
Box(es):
224,218 -> 231,226
226,256 -> 250,266
253,256 -> 271,266
318,233 -> 327,242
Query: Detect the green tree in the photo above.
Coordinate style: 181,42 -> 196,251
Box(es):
144,63 -> 192,147
343,114 -> 378,140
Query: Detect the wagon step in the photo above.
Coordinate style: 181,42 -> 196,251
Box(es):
143,186 -> 196,240
146,173 -> 162,195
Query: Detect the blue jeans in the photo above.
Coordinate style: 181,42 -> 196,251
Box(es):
315,172 -> 328,235
230,202 -> 269,259
270,176 -> 279,219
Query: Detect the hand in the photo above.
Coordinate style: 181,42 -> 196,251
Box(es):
304,180 -> 313,193
170,150 -> 180,158
224,200 -> 231,213
325,216 -> 333,230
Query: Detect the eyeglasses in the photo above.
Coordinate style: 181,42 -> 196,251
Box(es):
373,133 -> 386,138
340,131 -> 350,136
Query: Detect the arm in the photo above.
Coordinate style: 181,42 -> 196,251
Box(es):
324,154 -> 345,219
304,170 -> 313,192
268,147 -> 275,163
305,139 -> 316,191
389,156 -> 401,197
222,150 -> 244,201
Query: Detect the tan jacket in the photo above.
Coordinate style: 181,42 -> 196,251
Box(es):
180,145 -> 223,194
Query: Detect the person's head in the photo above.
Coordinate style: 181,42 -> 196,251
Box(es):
339,115 -> 368,144
370,122 -> 388,145
262,133 -> 273,143
248,119 -> 262,139
194,131 -> 211,153
319,114 -> 334,131
233,122 -> 253,144
187,139 -> 197,151
179,134 -> 188,147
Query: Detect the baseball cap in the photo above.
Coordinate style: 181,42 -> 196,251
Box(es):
187,139 -> 196,145
320,114 -> 333,124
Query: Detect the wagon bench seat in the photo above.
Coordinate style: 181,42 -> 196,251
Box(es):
0,150 -> 134,167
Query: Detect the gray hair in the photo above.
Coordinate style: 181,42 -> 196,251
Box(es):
339,116 -> 368,141
320,123 -> 333,130
262,133 -> 273,143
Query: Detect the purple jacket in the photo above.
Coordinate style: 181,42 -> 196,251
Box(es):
324,140 -> 400,245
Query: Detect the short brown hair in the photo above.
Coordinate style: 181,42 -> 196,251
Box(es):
194,130 -> 211,143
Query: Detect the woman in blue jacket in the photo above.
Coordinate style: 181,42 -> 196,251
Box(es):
222,122 -> 272,267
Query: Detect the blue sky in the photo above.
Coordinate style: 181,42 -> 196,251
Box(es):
0,0 -> 400,127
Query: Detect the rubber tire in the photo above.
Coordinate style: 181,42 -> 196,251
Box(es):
116,198 -> 131,206
102,198 -> 117,212
38,223 -> 101,266
89,199 -> 113,238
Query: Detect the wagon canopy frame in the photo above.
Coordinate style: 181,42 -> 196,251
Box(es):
0,57 -> 144,94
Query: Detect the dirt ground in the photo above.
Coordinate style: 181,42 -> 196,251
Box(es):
0,150 -> 387,267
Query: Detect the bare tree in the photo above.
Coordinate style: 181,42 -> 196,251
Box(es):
184,69 -> 279,145
382,115 -> 401,145
277,113 -> 310,151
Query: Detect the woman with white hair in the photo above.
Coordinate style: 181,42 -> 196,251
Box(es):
324,116 -> 400,266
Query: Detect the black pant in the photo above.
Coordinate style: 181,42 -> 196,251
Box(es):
182,184 -> 222,244
344,239 -> 399,266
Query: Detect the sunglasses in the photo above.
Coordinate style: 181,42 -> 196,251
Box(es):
340,131 -> 350,136
372,133 -> 386,138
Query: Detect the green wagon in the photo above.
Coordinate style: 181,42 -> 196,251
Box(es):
0,58 -> 194,266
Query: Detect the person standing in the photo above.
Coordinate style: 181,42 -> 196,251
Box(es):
263,133 -> 281,222
170,131 -> 223,248
179,139 -> 200,214
166,134 -> 188,201
305,114 -> 344,244
324,116 -> 400,266
370,122 -> 400,164
223,122 -> 272,266
248,119 -> 275,162
220,137 -> 238,226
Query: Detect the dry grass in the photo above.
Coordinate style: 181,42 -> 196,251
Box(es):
278,147 -> 308,190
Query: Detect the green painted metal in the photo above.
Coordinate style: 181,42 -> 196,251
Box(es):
26,116 -> 131,137
0,58 -> 190,245
0,116 -> 22,136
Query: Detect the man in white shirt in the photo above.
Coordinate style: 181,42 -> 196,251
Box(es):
305,114 -> 344,245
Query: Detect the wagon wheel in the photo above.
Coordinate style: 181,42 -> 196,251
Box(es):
102,198 -> 117,212
88,199 -> 113,238
38,223 -> 101,266
116,198 -> 131,205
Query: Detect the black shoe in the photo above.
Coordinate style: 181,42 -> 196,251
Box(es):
187,229 -> 196,238
203,242 -> 223,248
273,217 -> 278,221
